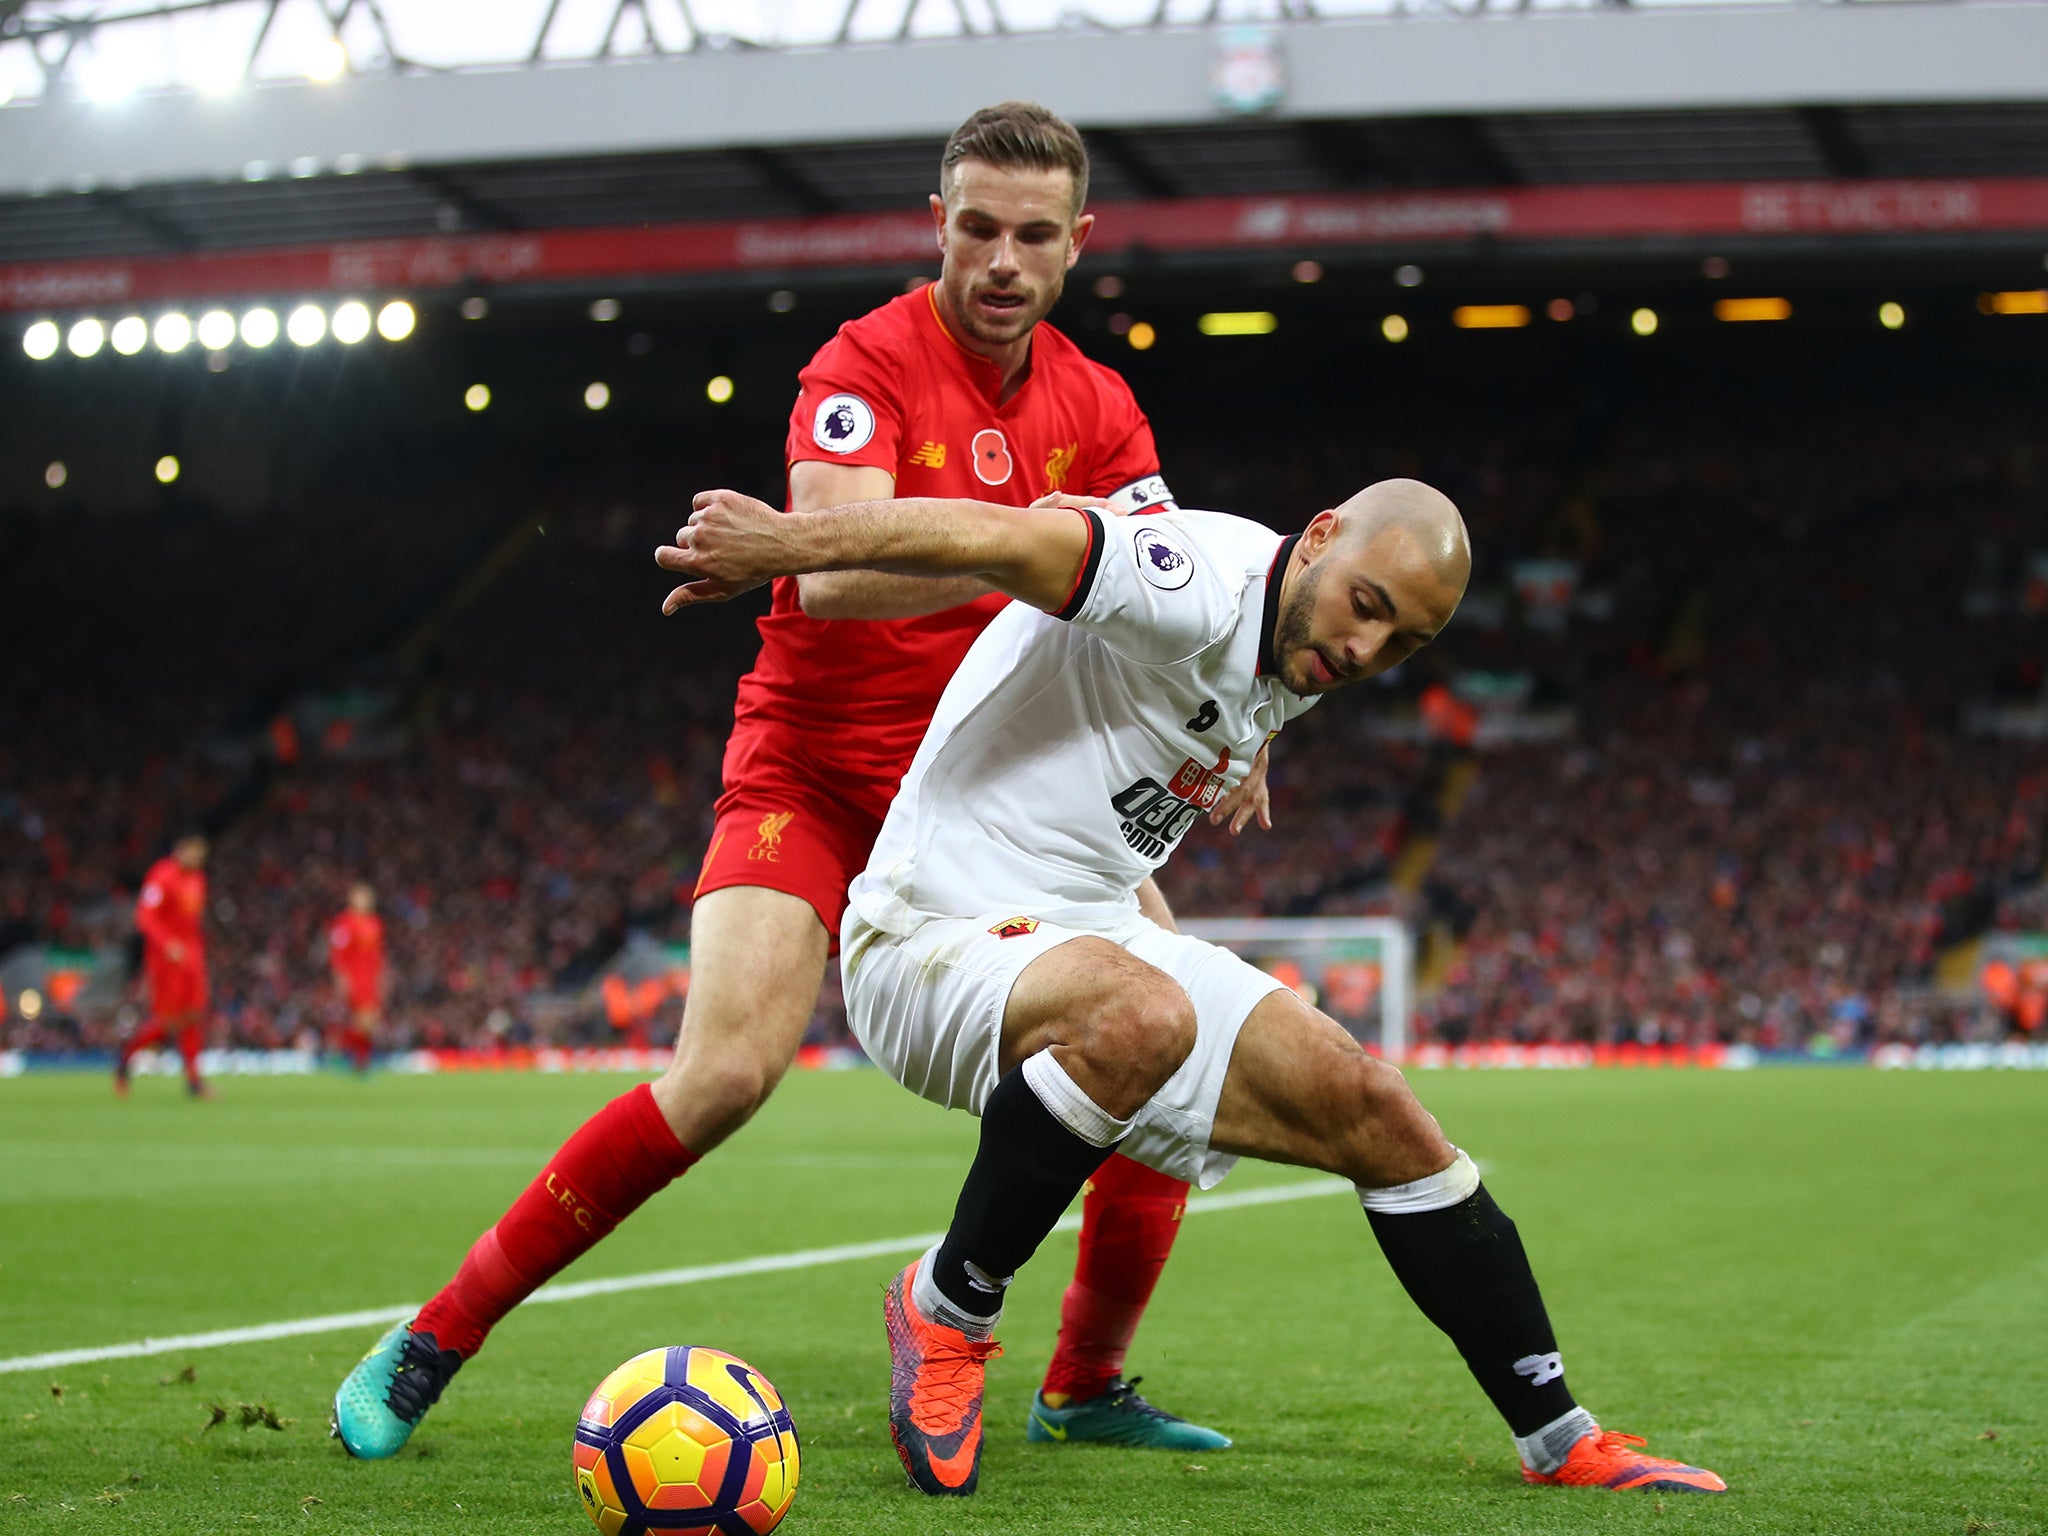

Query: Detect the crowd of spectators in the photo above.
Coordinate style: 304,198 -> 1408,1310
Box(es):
2,376 -> 2042,1058
1414,398 -> 2046,1048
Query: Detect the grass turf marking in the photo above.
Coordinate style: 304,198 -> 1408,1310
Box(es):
0,1175 -> 1348,1376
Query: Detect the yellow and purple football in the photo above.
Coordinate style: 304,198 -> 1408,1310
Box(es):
573,1346 -> 799,1536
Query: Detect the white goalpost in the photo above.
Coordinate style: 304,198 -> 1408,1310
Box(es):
1178,917 -> 1414,1062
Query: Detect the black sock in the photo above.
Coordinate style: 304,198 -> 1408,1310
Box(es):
1365,1183 -> 1577,1436
929,1067 -> 1122,1319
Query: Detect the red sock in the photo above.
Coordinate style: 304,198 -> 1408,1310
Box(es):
414,1084 -> 698,1357
342,1028 -> 373,1072
1041,1153 -> 1190,1403
120,1021 -> 168,1069
177,1024 -> 205,1089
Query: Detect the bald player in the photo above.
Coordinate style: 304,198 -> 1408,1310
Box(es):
657,479 -> 1728,1500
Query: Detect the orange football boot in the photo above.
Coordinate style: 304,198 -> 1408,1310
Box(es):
1524,1429 -> 1727,1493
884,1259 -> 1003,1496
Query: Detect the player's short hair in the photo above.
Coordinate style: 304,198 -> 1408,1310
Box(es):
940,101 -> 1090,216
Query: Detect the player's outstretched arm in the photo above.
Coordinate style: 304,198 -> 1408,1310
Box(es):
658,488 -> 1090,617
788,462 -> 992,621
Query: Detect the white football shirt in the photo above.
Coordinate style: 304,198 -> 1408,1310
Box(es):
847,508 -> 1319,938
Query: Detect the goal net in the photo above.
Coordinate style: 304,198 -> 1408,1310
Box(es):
1178,917 -> 1413,1061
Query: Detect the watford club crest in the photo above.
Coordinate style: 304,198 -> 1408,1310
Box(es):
989,916 -> 1040,940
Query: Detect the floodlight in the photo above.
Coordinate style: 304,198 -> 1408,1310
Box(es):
1982,290 -> 2048,316
376,301 -> 415,340
240,308 -> 279,348
331,302 -> 371,344
22,320 -> 59,360
287,304 -> 327,346
67,318 -> 105,357
196,310 -> 235,350
1197,312 -> 1278,336
1714,297 -> 1792,323
1451,306 -> 1531,330
111,316 -> 148,355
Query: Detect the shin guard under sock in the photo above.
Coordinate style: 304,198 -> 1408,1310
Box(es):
928,1054 -> 1129,1326
414,1083 -> 698,1356
1363,1167 -> 1578,1437
1042,1154 -> 1189,1402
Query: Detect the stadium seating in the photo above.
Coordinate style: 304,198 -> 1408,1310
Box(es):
2,390 -> 2041,1057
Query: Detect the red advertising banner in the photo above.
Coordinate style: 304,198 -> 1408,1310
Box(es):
5,177 -> 2046,311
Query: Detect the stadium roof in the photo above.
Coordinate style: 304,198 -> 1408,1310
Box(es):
6,102 -> 2048,268
1,0 -> 2044,270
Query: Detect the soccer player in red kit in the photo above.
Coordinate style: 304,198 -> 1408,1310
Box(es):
328,883 -> 386,1073
115,833 -> 211,1098
334,101 -> 1264,1460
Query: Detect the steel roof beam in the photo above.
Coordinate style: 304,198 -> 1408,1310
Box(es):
5,4 -> 2047,196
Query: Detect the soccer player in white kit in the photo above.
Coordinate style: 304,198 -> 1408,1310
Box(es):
656,478 -> 1728,1501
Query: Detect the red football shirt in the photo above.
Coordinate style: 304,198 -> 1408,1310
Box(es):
732,285 -> 1172,777
136,857 -> 205,973
328,910 -> 386,987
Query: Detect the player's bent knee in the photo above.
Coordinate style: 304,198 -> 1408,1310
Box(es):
1330,1057 -> 1455,1188
1085,977 -> 1197,1084
655,1041 -> 778,1143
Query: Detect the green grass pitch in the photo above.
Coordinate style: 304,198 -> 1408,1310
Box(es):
3,1067 -> 2042,1535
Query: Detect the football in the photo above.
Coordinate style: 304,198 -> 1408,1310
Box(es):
573,1346 -> 800,1536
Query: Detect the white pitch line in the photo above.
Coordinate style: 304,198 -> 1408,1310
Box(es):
0,1176 -> 1348,1376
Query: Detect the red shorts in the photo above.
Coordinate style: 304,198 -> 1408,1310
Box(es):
693,727 -> 906,943
341,974 -> 381,1013
148,962 -> 208,1018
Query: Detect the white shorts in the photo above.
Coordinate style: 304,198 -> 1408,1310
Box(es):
840,909 -> 1289,1189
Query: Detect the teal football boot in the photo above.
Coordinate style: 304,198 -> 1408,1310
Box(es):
330,1322 -> 462,1459
1026,1377 -> 1232,1451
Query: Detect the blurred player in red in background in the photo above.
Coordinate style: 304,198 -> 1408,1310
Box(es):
115,833 -> 211,1098
328,883 -> 386,1073
335,100 -> 1268,1461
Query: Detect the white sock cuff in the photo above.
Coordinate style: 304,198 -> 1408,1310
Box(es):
1357,1148 -> 1480,1214
911,1243 -> 1002,1336
1020,1048 -> 1133,1148
1513,1406 -> 1599,1474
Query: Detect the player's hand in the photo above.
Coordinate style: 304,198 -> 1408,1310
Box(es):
656,490 -> 785,613
1211,739 -> 1273,836
165,940 -> 186,963
1029,491 -> 1140,518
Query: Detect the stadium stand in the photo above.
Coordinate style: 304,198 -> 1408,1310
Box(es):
3,343 -> 2042,1059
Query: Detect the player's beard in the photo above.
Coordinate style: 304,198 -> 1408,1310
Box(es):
948,267 -> 1064,349
1272,558 -> 1336,696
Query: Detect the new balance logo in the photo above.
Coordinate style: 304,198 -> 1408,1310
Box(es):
1514,1351 -> 1564,1387
908,440 -> 947,469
